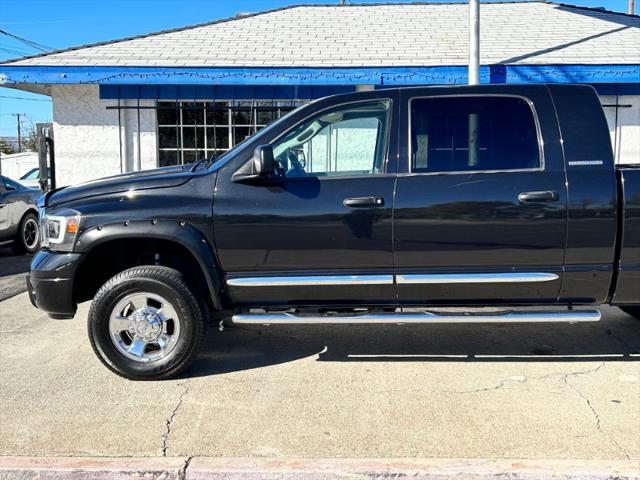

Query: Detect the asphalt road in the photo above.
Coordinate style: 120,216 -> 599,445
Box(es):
0,291 -> 638,461
0,248 -> 31,302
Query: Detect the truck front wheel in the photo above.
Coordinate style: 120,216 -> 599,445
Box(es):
88,266 -> 205,380
619,306 -> 640,321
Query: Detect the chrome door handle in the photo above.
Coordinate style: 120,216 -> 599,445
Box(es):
343,196 -> 385,208
518,191 -> 559,203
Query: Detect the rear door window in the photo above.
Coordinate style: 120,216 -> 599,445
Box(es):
410,96 -> 541,173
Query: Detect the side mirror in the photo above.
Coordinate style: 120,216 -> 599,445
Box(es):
232,145 -> 283,185
253,145 -> 275,176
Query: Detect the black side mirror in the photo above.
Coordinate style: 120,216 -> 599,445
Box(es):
232,145 -> 283,185
253,145 -> 275,176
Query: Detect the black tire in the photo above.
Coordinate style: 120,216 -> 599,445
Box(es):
11,212 -> 39,255
619,306 -> 640,321
88,266 -> 205,380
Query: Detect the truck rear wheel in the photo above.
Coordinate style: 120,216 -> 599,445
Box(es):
88,266 -> 205,380
619,306 -> 640,321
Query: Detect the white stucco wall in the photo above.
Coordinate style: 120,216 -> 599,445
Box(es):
51,84 -> 157,186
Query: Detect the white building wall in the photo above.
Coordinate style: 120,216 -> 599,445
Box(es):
51,84 -> 157,186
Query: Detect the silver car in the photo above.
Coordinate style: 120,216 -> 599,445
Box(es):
0,176 -> 41,254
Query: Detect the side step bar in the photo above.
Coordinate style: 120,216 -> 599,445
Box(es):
232,309 -> 601,325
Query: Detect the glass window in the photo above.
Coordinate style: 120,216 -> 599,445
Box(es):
272,100 -> 390,178
157,100 -> 306,167
410,96 -> 540,173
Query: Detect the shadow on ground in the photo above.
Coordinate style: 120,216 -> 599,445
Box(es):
0,248 -> 32,301
185,307 -> 640,379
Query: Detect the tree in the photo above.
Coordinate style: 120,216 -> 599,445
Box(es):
23,125 -> 39,152
0,139 -> 15,155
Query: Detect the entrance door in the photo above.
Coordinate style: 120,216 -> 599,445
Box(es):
394,86 -> 567,305
214,94 -> 398,307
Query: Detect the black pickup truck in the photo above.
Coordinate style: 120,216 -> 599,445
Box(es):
27,84 -> 640,380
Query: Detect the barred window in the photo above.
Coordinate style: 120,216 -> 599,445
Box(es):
157,100 -> 305,167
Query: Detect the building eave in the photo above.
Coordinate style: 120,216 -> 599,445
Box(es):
0,65 -> 639,87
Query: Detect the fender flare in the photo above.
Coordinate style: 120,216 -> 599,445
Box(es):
75,219 -> 224,310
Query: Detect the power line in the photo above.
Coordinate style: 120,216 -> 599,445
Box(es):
0,29 -> 53,52
0,95 -> 51,102
0,46 -> 32,56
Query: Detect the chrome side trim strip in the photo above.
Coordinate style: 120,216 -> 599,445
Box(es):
232,310 -> 601,325
226,275 -> 394,287
396,272 -> 559,284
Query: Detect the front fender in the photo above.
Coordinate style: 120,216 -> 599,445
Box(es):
75,219 -> 224,310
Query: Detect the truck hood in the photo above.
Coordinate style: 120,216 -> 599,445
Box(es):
45,165 -> 194,208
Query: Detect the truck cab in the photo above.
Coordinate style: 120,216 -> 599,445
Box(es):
27,84 -> 640,380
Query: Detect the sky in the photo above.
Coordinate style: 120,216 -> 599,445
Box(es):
0,0 -> 635,137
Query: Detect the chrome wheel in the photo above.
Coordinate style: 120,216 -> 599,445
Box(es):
23,217 -> 39,250
109,292 -> 181,363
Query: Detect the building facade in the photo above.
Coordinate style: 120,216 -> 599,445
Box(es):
1,1 -> 639,186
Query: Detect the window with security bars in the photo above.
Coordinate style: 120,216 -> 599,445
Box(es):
156,100 -> 305,167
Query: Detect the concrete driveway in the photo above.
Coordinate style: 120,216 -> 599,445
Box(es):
1,291 -> 639,463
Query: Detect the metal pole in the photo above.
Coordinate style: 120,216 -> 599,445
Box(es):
16,113 -> 22,152
630,0 -> 635,15
468,0 -> 480,85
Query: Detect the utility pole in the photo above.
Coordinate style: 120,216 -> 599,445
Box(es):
467,0 -> 480,167
630,0 -> 635,15
468,0 -> 480,85
12,113 -> 23,152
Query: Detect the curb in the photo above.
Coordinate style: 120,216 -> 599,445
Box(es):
1,456 -> 639,480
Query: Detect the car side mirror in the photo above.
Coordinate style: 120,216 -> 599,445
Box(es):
232,145 -> 283,185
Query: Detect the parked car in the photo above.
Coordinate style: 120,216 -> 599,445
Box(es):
0,176 -> 40,254
19,167 -> 49,190
27,84 -> 640,380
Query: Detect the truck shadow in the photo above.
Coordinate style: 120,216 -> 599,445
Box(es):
186,308 -> 640,379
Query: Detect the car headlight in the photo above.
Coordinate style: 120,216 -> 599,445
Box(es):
40,209 -> 81,252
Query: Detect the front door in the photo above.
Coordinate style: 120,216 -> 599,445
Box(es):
394,86 -> 567,305
214,95 -> 398,307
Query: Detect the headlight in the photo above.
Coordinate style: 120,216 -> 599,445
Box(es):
40,209 -> 81,252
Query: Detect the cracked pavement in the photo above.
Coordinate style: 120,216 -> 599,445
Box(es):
0,292 -> 639,460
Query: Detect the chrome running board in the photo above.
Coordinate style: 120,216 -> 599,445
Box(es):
232,309 -> 601,325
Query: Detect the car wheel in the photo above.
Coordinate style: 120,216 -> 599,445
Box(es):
88,266 -> 205,380
619,306 -> 640,321
11,212 -> 39,254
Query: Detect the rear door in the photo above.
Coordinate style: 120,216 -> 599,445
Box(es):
394,85 -> 567,305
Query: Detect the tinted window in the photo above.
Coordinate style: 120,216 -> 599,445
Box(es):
410,96 -> 540,173
272,100 -> 390,178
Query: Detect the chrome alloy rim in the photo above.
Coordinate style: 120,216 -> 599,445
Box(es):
109,292 -> 181,363
23,218 -> 39,249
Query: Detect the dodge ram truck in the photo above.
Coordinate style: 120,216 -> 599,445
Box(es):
27,84 -> 640,380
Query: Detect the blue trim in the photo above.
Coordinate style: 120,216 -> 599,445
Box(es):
1,65 -> 639,86
99,84 -> 356,100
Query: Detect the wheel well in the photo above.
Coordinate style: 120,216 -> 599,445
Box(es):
74,238 -> 215,314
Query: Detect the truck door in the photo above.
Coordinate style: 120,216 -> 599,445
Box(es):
214,92 -> 399,307
394,85 -> 567,305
